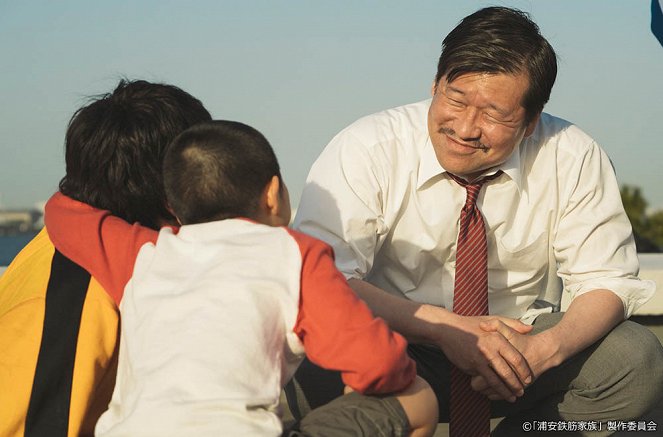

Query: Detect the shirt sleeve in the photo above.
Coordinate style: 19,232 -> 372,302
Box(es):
288,229 -> 416,395
553,141 -> 655,317
293,129 -> 387,280
44,192 -> 159,305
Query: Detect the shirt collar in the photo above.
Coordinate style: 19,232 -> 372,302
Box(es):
499,143 -> 522,191
416,136 -> 444,189
416,137 -> 523,192
176,217 -> 263,241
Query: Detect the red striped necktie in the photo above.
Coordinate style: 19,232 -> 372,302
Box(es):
447,171 -> 502,437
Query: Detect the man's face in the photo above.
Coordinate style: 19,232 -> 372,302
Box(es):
427,72 -> 539,180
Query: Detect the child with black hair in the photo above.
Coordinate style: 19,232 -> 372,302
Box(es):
45,120 -> 437,436
0,79 -> 212,437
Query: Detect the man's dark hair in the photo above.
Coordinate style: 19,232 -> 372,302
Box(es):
435,6 -> 557,123
163,120 -> 282,225
58,79 -> 212,229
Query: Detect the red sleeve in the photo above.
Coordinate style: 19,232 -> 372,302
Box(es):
44,192 -> 159,305
287,229 -> 416,395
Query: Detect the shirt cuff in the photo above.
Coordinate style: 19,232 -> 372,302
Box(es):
567,277 -> 656,318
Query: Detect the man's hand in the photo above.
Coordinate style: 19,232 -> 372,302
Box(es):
348,279 -> 625,404
470,319 -> 561,400
471,290 -> 625,400
348,279 -> 540,402
423,306 -> 534,402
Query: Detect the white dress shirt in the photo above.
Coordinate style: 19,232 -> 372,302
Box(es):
295,99 -> 654,323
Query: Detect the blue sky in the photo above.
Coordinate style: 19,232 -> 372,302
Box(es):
1,0 -> 662,211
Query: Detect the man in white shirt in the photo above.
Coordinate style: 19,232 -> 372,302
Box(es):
291,6 -> 663,435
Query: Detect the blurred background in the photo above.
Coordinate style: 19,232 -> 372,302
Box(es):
2,0 -> 663,265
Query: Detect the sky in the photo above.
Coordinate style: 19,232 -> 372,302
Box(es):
1,0 -> 662,212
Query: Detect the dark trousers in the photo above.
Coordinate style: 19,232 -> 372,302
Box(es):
287,313 -> 663,436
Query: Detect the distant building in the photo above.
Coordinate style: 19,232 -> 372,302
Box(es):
0,208 -> 43,235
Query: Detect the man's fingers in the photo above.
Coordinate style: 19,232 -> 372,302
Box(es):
499,317 -> 534,334
486,391 -> 504,401
479,318 -> 533,335
500,343 -> 534,386
475,365 -> 517,402
471,376 -> 513,402
477,331 -> 532,390
470,374 -> 490,392
487,354 -> 525,395
478,321 -> 535,386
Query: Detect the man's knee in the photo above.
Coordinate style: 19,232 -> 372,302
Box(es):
591,321 -> 663,418
620,322 -> 663,415
604,321 -> 663,370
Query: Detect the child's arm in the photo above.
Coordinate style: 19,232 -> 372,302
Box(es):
289,230 -> 416,395
44,192 -> 159,304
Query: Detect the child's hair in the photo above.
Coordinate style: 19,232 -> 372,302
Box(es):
163,120 -> 282,225
59,79 -> 212,229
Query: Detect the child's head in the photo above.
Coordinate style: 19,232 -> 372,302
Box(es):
59,79 -> 212,230
163,120 -> 291,227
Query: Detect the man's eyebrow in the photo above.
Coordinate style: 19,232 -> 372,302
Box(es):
444,84 -> 465,96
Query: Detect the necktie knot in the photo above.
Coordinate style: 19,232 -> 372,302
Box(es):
448,171 -> 502,210
465,184 -> 482,208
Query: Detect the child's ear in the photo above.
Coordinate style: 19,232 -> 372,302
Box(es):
262,175 -> 290,226
166,203 -> 183,226
264,175 -> 282,218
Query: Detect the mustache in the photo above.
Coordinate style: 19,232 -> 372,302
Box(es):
440,127 -> 489,151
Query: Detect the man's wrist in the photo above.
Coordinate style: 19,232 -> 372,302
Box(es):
414,303 -> 456,345
532,328 -> 565,372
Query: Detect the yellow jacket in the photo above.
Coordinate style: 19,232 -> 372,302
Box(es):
0,228 -> 119,437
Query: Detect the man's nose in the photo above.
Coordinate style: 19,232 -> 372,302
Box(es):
454,107 -> 481,140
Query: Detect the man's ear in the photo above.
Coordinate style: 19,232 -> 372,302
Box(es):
524,112 -> 541,138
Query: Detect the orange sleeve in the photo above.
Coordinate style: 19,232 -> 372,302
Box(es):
288,229 -> 416,395
44,192 -> 159,305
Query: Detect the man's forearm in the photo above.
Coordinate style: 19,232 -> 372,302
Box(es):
535,289 -> 625,371
347,278 -> 446,344
349,278 -> 536,400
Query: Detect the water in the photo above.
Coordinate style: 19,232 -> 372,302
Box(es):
0,233 -> 37,266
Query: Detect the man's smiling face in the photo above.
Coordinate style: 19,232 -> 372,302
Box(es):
427,71 -> 539,180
